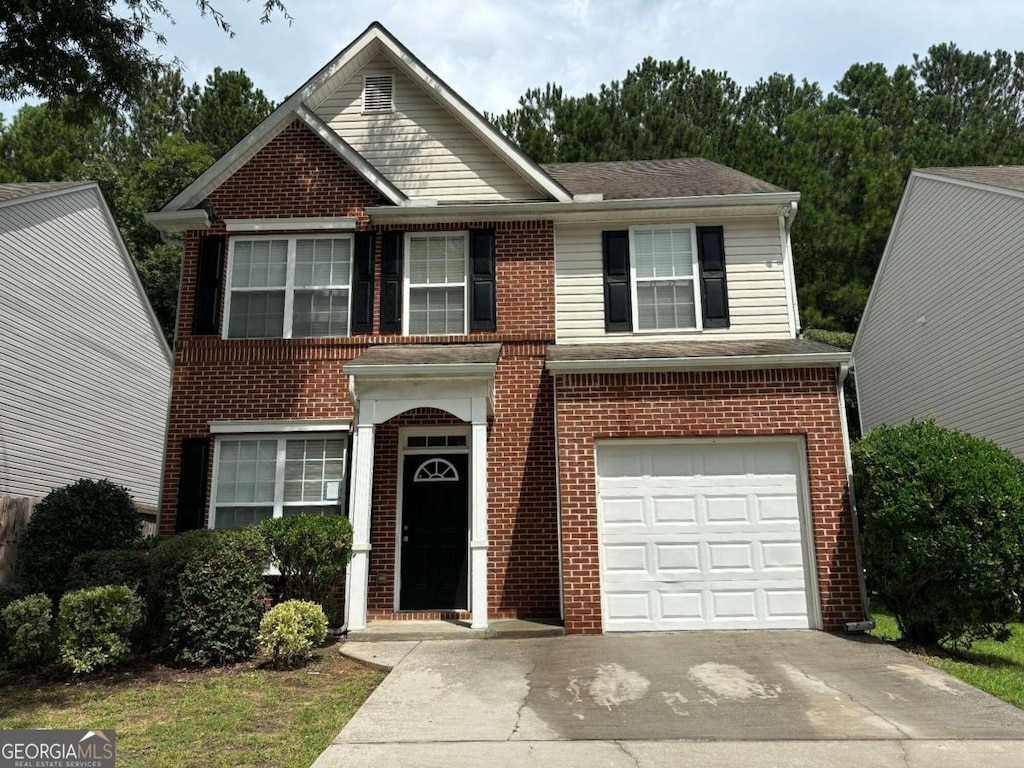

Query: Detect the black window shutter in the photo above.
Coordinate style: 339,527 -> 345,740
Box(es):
193,235 -> 225,335
380,230 -> 403,333
351,231 -> 375,334
175,437 -> 209,533
696,226 -> 730,328
469,229 -> 497,332
602,230 -> 632,332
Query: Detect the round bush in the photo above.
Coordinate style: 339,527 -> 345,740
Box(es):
57,585 -> 142,674
854,420 -> 1024,647
258,599 -> 328,667
1,593 -> 53,667
149,527 -> 269,667
261,515 -> 352,613
18,479 -> 143,598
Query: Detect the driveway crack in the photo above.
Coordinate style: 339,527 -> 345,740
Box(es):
784,660 -> 913,740
613,740 -> 641,768
508,659 -> 539,741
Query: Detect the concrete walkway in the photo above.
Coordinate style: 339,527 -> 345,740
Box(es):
315,632 -> 1024,767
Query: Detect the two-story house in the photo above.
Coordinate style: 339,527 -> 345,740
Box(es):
147,22 -> 865,635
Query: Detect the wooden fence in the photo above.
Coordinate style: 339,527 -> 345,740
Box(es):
0,495 -> 157,586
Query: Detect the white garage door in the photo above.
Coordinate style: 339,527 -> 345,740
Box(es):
597,440 -> 815,631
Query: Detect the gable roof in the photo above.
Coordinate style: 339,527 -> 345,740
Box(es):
0,181 -> 92,205
917,165 -> 1024,194
161,22 -> 572,213
542,158 -> 787,200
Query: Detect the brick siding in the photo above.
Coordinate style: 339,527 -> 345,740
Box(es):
161,119 -> 559,621
554,367 -> 862,634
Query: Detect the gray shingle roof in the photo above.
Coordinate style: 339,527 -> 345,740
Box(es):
546,338 -> 847,363
919,166 -> 1024,193
0,181 -> 90,203
346,343 -> 501,368
540,158 -> 787,200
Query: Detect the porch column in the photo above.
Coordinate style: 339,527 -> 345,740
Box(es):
470,397 -> 489,629
347,422 -> 375,631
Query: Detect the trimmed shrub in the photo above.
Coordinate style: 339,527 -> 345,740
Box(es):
803,328 -> 855,351
261,515 -> 352,611
149,527 -> 268,666
1,593 -> 54,667
57,585 -> 142,674
259,600 -> 328,667
68,549 -> 150,597
854,420 -> 1024,648
18,479 -> 143,598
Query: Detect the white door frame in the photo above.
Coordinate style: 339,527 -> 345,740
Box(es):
394,426 -> 472,613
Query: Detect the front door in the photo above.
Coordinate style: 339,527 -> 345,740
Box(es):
399,453 -> 469,611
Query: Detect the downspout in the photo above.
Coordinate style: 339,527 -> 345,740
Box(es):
782,201 -> 802,336
552,372 -> 565,623
838,362 -> 874,632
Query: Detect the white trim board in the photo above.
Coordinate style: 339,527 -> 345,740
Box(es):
224,217 -> 358,233
209,418 -> 351,434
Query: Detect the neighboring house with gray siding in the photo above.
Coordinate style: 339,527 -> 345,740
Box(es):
853,166 -> 1024,457
0,182 -> 172,504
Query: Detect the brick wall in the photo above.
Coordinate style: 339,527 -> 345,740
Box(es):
554,367 -> 862,634
160,119 -> 561,619
362,342 -> 559,622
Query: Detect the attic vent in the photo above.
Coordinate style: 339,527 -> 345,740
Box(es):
363,75 -> 394,113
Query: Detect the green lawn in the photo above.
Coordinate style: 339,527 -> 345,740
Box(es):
871,609 -> 1024,708
0,645 -> 384,768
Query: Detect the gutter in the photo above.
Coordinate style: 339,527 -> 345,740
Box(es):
365,191 -> 801,223
545,351 -> 850,375
838,362 -> 875,632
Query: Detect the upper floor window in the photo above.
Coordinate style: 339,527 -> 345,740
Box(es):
631,226 -> 700,331
226,236 -> 352,339
211,435 -> 347,529
602,224 -> 729,334
405,233 -> 467,335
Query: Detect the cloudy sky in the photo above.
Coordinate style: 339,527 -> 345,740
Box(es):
7,0 -> 1024,117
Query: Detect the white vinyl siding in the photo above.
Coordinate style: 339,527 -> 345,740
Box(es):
0,187 -> 171,504
853,176 -> 1024,458
314,54 -> 544,202
211,435 -> 346,529
404,233 -> 467,335
226,236 -> 353,339
554,217 -> 792,343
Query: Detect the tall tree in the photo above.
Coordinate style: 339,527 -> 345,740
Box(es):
184,68 -> 275,158
0,0 -> 289,115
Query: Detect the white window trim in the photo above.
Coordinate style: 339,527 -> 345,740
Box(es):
628,224 -> 704,334
223,234 -> 355,339
402,231 -> 470,337
208,431 -> 349,529
362,73 -> 395,114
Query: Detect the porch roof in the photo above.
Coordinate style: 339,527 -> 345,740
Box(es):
545,338 -> 850,374
344,343 -> 501,377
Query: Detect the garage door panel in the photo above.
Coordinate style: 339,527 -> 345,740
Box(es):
598,440 -> 813,632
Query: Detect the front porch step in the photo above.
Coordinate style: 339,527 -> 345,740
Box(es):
344,618 -> 564,643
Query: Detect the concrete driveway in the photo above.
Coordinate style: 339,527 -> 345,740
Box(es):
313,631 -> 1024,767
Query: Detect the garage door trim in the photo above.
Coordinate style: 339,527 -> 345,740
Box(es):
594,436 -> 822,631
